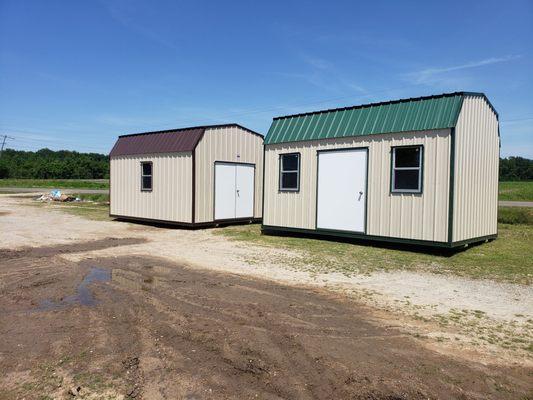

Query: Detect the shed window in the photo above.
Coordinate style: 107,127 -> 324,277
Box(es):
391,146 -> 423,193
141,162 -> 153,191
279,153 -> 300,191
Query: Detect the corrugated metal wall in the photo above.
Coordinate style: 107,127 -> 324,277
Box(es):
194,126 -> 264,223
110,153 -> 193,222
452,96 -> 499,242
264,129 -> 451,242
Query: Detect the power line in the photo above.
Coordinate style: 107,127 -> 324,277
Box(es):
147,84 -> 423,131
0,135 -> 15,157
0,83 -> 429,137
9,136 -> 110,152
500,117 -> 533,123
2,84 -> 531,154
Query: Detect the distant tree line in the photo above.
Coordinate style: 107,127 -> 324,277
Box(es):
0,148 -> 109,179
499,157 -> 532,181
0,149 -> 531,181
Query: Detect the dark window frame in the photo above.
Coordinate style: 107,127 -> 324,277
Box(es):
141,161 -> 153,192
390,145 -> 424,194
279,152 -> 300,192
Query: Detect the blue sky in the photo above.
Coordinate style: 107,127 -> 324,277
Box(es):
0,0 -> 531,157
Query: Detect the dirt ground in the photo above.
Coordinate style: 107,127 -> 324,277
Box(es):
0,195 -> 532,399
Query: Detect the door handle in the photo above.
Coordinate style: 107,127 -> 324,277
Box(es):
236,189 -> 240,197
358,191 -> 363,201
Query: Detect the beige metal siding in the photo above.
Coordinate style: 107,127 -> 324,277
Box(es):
110,153 -> 193,222
264,129 -> 451,242
194,126 -> 263,223
452,96 -> 499,242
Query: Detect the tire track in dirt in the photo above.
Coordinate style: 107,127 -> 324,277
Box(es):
1,249 -> 532,399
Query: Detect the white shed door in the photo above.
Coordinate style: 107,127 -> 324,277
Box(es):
215,163 -> 254,220
215,163 -> 237,220
235,164 -> 254,218
317,149 -> 367,232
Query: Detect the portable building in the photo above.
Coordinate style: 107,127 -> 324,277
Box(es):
110,124 -> 263,227
262,92 -> 500,248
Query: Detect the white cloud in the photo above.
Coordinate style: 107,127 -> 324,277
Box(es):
300,54 -> 332,70
405,55 -> 522,85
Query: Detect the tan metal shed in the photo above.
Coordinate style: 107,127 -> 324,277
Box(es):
110,124 -> 263,227
262,92 -> 500,248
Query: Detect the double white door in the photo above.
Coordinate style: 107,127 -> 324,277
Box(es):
214,163 -> 254,220
316,149 -> 367,232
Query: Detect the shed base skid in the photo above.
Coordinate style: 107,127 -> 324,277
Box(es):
261,225 -> 496,250
110,214 -> 261,229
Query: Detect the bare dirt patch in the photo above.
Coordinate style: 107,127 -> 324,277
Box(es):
0,237 -> 146,260
1,250 -> 531,399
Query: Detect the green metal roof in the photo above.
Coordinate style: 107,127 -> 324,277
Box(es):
265,92 -> 491,145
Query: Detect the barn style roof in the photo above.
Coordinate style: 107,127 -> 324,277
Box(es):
110,123 -> 262,157
264,92 -> 496,145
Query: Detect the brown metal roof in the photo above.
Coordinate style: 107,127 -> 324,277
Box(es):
109,127 -> 204,157
109,123 -> 263,157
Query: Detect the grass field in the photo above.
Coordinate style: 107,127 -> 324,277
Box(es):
1,179 -> 531,201
29,200 -> 112,221
0,179 -> 109,189
70,193 -> 110,203
498,207 -> 533,225
216,221 -> 533,285
499,181 -> 533,201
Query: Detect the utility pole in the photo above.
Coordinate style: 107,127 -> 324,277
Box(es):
0,135 -> 15,157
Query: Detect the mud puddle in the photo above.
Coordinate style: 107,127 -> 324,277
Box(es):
38,267 -> 111,310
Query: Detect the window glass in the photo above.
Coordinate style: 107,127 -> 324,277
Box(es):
142,176 -> 152,190
282,154 -> 299,171
280,153 -> 300,191
142,162 -> 152,176
394,147 -> 420,168
282,172 -> 298,189
392,146 -> 422,192
394,170 -> 419,190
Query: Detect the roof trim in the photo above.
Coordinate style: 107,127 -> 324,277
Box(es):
271,91 -> 498,121
118,123 -> 263,139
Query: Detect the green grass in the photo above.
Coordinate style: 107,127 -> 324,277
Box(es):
499,181 -> 533,201
0,178 -> 109,189
498,207 -> 533,225
28,199 -> 112,221
52,202 -> 112,221
215,221 -> 533,285
70,193 -> 110,203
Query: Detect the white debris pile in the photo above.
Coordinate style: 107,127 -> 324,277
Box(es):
36,189 -> 81,202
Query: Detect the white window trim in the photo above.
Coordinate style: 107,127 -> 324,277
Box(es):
141,161 -> 153,192
279,153 -> 300,192
391,146 -> 423,194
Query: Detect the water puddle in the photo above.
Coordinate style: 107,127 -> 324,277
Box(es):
38,267 -> 111,311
